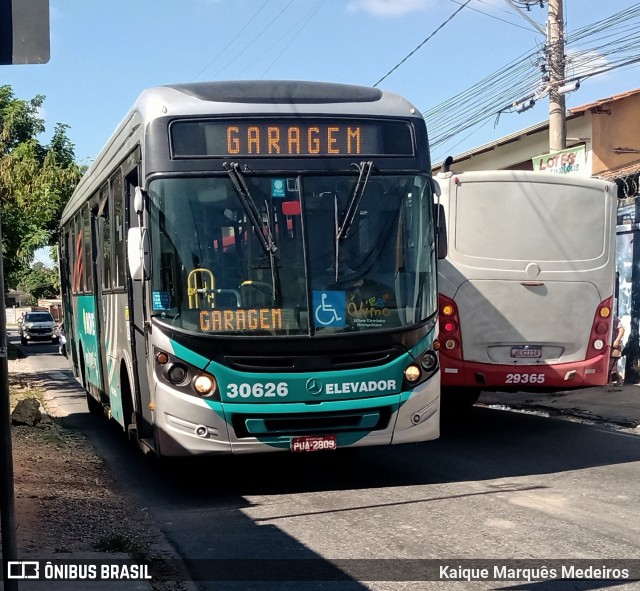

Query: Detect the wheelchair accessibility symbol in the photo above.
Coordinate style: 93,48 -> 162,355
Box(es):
313,291 -> 346,327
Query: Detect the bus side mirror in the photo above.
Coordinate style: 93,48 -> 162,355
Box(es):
434,203 -> 448,260
127,227 -> 151,281
432,178 -> 441,198
133,186 -> 145,214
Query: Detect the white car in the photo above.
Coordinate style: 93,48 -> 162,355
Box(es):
20,311 -> 58,346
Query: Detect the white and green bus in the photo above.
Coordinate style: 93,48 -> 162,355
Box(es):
59,81 -> 442,456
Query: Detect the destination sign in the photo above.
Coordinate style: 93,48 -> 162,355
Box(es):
171,119 -> 414,157
200,308 -> 283,332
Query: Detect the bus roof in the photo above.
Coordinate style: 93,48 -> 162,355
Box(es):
61,81 -> 423,225
139,80 -> 419,117
435,168 -> 614,190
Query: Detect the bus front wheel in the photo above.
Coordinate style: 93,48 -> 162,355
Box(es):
119,368 -> 136,439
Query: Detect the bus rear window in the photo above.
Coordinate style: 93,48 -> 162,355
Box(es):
454,182 -> 606,262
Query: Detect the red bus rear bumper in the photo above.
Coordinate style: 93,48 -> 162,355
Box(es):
439,353 -> 609,390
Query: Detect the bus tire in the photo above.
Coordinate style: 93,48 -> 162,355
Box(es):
119,366 -> 135,437
80,349 -> 102,416
86,392 -> 102,416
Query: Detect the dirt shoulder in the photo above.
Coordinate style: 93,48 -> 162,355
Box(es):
7,349 -> 193,591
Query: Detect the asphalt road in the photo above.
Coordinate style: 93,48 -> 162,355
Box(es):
11,333 -> 640,591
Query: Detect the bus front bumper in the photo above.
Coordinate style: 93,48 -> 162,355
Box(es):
151,379 -> 440,456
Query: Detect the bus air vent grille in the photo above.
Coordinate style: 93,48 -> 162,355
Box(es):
232,407 -> 392,438
225,346 -> 402,373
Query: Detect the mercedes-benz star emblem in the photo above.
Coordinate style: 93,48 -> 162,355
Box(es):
306,378 -> 323,396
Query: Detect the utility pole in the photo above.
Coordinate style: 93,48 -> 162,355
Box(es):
547,0 -> 566,151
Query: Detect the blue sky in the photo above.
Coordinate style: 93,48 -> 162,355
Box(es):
5,0 -> 639,169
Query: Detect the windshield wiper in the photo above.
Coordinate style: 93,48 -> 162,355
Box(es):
334,161 -> 374,281
224,162 -> 282,306
337,161 -> 374,241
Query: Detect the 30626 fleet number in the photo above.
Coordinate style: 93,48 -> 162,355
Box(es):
226,382 -> 288,399
505,373 -> 545,384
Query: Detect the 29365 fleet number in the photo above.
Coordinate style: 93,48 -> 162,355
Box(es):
505,373 -> 545,384
226,382 -> 288,399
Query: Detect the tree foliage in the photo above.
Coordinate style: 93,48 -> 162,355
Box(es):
0,85 -> 82,288
17,262 -> 59,301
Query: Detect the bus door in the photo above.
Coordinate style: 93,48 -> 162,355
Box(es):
61,229 -> 78,370
90,185 -> 110,401
125,167 -> 154,441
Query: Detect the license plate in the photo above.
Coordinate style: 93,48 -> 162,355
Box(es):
291,435 -> 337,452
510,346 -> 542,359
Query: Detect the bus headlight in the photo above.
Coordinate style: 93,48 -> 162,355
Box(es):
155,347 -> 220,401
168,364 -> 188,385
420,352 -> 438,372
404,364 -> 421,383
404,349 -> 439,390
193,374 -> 217,397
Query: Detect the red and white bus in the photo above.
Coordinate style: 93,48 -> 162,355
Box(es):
436,168 -> 617,406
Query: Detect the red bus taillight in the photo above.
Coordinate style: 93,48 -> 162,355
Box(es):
587,297 -> 613,359
439,294 -> 463,360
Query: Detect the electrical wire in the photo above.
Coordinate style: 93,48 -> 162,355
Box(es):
248,0 -> 326,78
191,0 -> 272,81
424,3 -> 640,161
373,0 -> 473,87
198,0 -> 294,79
449,0 -> 533,31
211,0 -> 296,80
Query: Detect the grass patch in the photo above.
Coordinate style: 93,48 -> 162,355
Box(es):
8,374 -> 45,411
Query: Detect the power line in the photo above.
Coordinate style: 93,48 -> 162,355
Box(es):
450,0 -> 534,31
191,0 -> 272,81
423,4 -> 640,161
259,0 -> 327,78
233,0 -> 325,79
373,0 -> 473,88
211,0 -> 295,79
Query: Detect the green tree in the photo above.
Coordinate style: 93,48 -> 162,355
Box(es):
0,85 -> 82,287
17,262 -> 58,300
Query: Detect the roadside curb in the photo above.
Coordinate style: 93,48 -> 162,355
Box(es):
479,400 -> 640,431
478,380 -> 640,433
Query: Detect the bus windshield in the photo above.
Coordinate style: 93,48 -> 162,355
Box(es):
148,174 -> 436,336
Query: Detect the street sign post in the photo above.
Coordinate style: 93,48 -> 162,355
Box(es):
1,1 -> 49,587
0,0 -> 49,65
